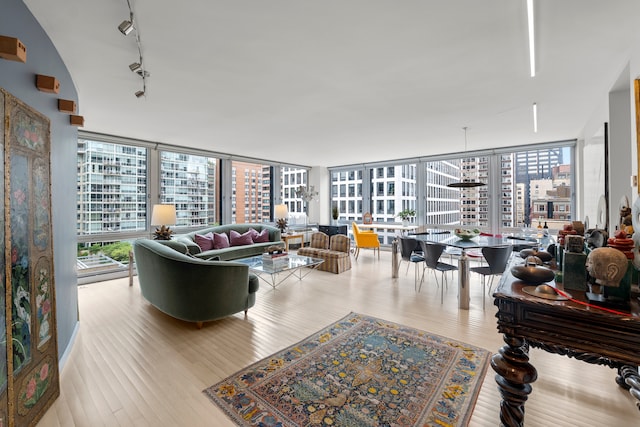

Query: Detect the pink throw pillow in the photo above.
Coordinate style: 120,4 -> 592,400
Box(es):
213,232 -> 230,249
230,229 -> 253,246
253,229 -> 270,243
194,232 -> 214,251
247,228 -> 259,240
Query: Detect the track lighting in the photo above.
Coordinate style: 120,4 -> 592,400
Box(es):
118,19 -> 134,35
118,0 -> 149,98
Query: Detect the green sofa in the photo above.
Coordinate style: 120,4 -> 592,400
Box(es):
132,239 -> 259,328
175,223 -> 281,260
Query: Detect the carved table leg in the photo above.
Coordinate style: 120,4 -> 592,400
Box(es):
491,334 -> 538,427
617,365 -> 640,410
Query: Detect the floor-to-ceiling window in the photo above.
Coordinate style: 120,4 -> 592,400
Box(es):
330,142 -> 574,240
77,133 -> 299,283
331,167 -> 364,223
77,138 -> 148,235
77,138 -> 148,280
511,146 -> 571,231
160,150 -> 219,227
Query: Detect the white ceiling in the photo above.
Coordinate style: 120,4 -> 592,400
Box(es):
23,0 -> 640,167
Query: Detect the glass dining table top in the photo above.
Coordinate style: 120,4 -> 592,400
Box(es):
411,231 -> 544,250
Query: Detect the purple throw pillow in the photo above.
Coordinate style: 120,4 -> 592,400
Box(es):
213,232 -> 230,249
247,227 -> 259,240
253,228 -> 270,243
230,229 -> 253,246
194,232 -> 214,251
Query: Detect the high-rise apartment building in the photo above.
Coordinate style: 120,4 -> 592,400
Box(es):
331,169 -> 364,222
425,160 -> 461,225
77,139 -> 147,234
231,161 -> 271,223
515,148 -> 564,225
77,139 -> 219,235
370,165 -> 416,222
281,167 -> 307,214
160,151 -> 217,227
499,154 -> 515,228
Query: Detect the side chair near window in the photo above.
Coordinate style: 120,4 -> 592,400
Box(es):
399,237 -> 426,290
469,245 -> 512,309
419,241 -> 458,302
352,222 -> 380,260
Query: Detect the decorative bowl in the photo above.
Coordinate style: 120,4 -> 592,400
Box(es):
454,228 -> 481,240
519,248 -> 553,262
510,263 -> 555,285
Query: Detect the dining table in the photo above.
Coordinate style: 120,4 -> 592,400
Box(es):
410,232 -> 538,309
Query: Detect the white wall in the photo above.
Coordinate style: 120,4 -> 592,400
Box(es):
609,85 -> 633,231
578,33 -> 640,235
308,166 -> 330,225
0,0 -> 79,365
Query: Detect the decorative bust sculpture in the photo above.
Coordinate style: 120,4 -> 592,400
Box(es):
585,247 -> 628,288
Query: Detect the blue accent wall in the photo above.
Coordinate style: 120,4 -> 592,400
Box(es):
0,0 -> 79,362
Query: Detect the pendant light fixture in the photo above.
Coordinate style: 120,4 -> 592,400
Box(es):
447,127 -> 486,188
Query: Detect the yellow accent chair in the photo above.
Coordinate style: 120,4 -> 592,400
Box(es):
352,222 -> 380,260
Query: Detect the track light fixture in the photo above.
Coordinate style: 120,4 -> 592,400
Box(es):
118,0 -> 149,98
118,19 -> 134,35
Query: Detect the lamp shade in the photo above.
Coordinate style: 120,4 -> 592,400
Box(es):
150,204 -> 177,226
274,204 -> 289,219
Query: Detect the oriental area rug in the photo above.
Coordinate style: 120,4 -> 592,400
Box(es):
204,312 -> 491,426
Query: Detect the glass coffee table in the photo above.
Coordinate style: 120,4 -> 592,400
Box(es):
235,255 -> 324,289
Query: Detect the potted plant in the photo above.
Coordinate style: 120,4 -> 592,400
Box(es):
396,209 -> 416,226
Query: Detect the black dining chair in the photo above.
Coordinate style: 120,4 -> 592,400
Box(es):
469,246 -> 512,308
419,241 -> 458,302
399,237 -> 425,290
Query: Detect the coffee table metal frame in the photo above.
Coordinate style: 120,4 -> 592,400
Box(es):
235,255 -> 324,289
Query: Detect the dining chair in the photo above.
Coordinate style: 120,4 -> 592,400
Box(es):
399,237 -> 425,290
469,245 -> 512,308
419,241 -> 458,302
351,222 -> 380,260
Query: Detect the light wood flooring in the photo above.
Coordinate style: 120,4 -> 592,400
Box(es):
37,249 -> 638,426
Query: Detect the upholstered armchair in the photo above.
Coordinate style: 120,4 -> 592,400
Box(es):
351,222 -> 380,260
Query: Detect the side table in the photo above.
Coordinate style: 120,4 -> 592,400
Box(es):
281,233 -> 304,251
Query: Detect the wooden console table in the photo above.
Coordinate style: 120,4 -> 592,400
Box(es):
492,261 -> 640,426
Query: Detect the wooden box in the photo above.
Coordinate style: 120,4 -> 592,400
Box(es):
0,35 -> 26,62
36,74 -> 60,94
70,115 -> 84,127
58,99 -> 76,114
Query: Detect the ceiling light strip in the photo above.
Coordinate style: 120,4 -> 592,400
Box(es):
527,0 -> 535,77
533,102 -> 538,132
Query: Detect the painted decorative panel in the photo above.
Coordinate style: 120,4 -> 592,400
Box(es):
0,86 -> 8,427
1,88 -> 58,427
